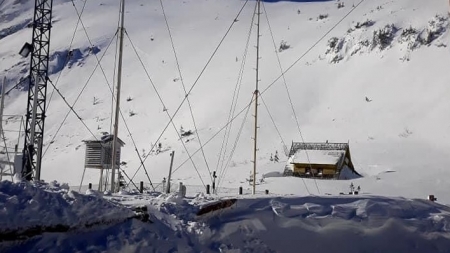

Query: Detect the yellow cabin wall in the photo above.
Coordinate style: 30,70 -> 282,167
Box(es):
292,163 -> 337,174
322,169 -> 335,175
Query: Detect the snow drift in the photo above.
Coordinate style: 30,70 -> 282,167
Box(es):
0,180 -> 135,234
2,180 -> 450,252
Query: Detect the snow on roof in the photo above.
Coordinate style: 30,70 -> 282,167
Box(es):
291,149 -> 345,165
83,134 -> 125,146
289,142 -> 348,157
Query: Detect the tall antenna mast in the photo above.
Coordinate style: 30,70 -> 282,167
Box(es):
252,0 -> 261,195
110,0 -> 125,193
21,0 -> 54,181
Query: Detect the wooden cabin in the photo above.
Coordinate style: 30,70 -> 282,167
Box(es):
286,142 -> 360,179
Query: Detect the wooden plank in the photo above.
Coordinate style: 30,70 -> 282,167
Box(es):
294,167 -> 305,173
323,169 -> 335,175
197,199 -> 237,216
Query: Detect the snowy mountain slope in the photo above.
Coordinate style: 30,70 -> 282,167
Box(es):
0,0 -> 450,202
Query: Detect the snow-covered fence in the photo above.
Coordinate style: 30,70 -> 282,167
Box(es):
74,182 -> 265,196
135,182 -> 263,196
141,183 -> 231,196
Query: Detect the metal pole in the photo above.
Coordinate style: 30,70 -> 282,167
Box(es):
28,75 -> 40,179
98,168 -> 103,191
0,77 -> 4,181
30,76 -> 39,151
111,0 -> 126,193
166,151 -> 175,193
212,171 -> 216,194
252,0 -> 261,195
16,117 -> 23,153
35,137 -> 42,180
0,77 -> 5,138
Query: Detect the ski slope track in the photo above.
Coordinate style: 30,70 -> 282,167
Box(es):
0,0 -> 450,251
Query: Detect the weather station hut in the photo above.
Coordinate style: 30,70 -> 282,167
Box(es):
83,134 -> 125,190
286,142 -> 360,179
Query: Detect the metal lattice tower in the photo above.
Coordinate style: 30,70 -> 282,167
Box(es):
22,0 -> 54,181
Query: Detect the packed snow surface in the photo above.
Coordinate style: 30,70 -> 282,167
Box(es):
2,181 -> 450,253
0,180 -> 135,233
0,0 -> 449,203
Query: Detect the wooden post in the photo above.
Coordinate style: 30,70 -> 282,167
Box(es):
140,181 -> 144,193
166,151 -> 175,193
206,184 -> 210,194
88,183 -> 92,190
212,171 -> 216,194
239,186 -> 243,195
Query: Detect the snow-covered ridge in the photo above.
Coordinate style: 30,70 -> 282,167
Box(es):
0,180 -> 135,233
110,192 -> 450,253
199,196 -> 450,252
1,180 -> 450,252
324,15 -> 449,63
